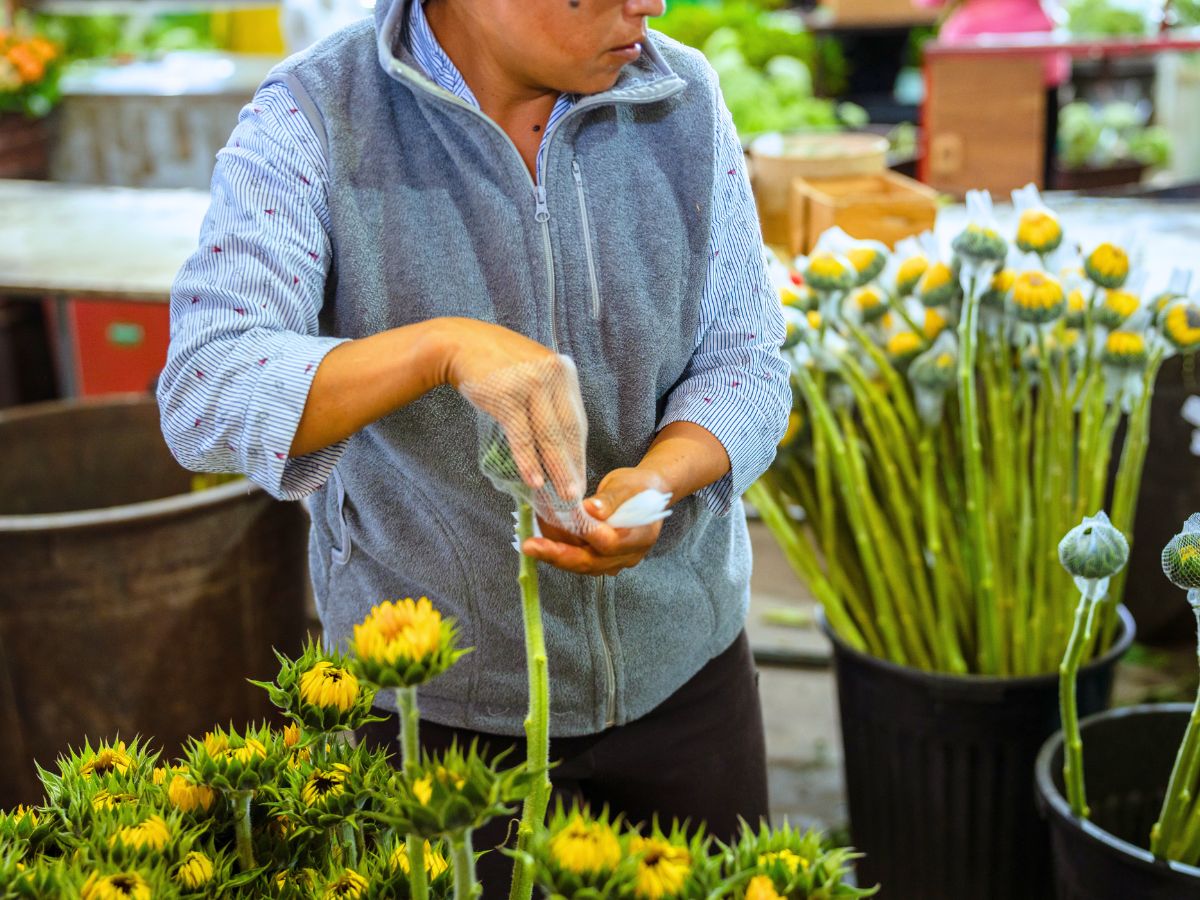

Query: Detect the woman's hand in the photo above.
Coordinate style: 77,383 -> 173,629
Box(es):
522,467 -> 667,576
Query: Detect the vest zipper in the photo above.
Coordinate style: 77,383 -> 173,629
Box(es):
570,159 -> 602,320
533,184 -> 557,351
596,574 -> 617,728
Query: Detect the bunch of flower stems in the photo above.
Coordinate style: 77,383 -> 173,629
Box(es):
1150,602 -> 1200,866
750,279 -> 1164,676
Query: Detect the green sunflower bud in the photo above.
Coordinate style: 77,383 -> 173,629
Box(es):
251,639 -> 382,734
803,252 -> 857,294
908,333 -> 958,394
528,803 -> 635,899
1058,511 -> 1129,581
952,224 -> 1008,263
184,723 -> 283,793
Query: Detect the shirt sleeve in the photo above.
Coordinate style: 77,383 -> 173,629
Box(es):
156,82 -> 350,502
656,82 -> 792,515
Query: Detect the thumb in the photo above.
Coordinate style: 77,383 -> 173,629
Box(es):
585,473 -> 640,521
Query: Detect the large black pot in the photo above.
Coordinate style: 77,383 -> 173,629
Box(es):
1036,704 -> 1200,899
821,605 -> 1135,900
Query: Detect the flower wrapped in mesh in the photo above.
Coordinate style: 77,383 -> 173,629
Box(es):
252,639 -> 381,734
1085,242 -> 1131,289
885,330 -> 923,367
1065,287 -> 1088,328
349,597 -> 467,690
890,236 -> 929,298
1162,513 -> 1200,594
801,251 -> 856,294
1021,330 -> 1080,374
845,241 -> 889,286
1151,269 -> 1193,316
1101,330 -> 1149,370
724,820 -> 877,899
916,260 -> 961,308
524,803 -> 635,899
847,285 -> 887,325
1009,271 -> 1066,325
907,332 -> 958,427
779,283 -> 817,312
369,740 -> 531,839
184,723 -> 283,793
1160,299 -> 1200,353
1093,285 -> 1142,330
951,191 -> 1008,265
1012,184 -> 1063,256
1058,511 -> 1129,582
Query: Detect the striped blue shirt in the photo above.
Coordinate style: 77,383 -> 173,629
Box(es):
159,3 -> 788,513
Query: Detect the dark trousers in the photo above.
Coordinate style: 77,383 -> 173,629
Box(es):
358,630 -> 769,896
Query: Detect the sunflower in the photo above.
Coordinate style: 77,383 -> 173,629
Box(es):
91,790 -> 138,811
174,851 -> 215,890
81,871 -> 152,900
780,283 -> 817,312
353,598 -> 443,667
301,764 -> 352,808
916,261 -> 960,307
952,223 -> 1008,263
1162,518 -> 1200,590
631,836 -> 692,899
1163,301 -> 1200,352
886,331 -> 923,364
803,252 -> 856,293
923,307 -> 949,340
1094,289 -> 1140,329
168,774 -> 215,814
110,815 -> 171,852
1102,331 -> 1148,369
759,848 -> 810,875
1016,208 -> 1063,255
1009,272 -> 1065,324
745,874 -> 785,900
981,268 -> 1014,309
323,868 -> 368,899
80,743 -> 133,779
1065,289 -> 1087,328
847,244 -> 888,285
894,255 -> 928,296
390,840 -> 450,878
1085,243 -> 1130,289
849,285 -> 887,324
299,661 -> 361,713
547,814 -> 622,876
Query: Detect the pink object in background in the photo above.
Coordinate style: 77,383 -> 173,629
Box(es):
914,0 -> 1070,85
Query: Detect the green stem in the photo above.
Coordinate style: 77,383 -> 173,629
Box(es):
1151,607 -> 1200,860
1059,583 -> 1101,819
233,789 -> 256,872
395,686 -> 428,900
451,830 -> 479,900
508,501 -> 551,900
342,821 -> 358,869
957,277 -> 1001,673
921,427 -> 968,673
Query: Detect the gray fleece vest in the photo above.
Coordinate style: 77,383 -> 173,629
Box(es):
266,0 -> 751,737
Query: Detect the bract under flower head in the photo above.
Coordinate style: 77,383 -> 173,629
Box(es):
909,333 -> 958,393
1162,300 -> 1200,352
803,251 -> 856,294
1010,271 -> 1065,324
350,597 -> 465,690
951,191 -> 1008,263
1085,243 -> 1130,289
1102,330 -> 1149,369
1162,514 -> 1200,594
187,724 -> 282,793
1058,511 -> 1129,582
917,261 -> 960,307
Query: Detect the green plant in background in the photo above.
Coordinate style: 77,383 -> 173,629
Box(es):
652,0 -> 857,138
33,12 -> 215,63
1059,101 -> 1172,170
1064,0 -> 1150,35
750,188 -> 1200,677
0,15 -> 64,119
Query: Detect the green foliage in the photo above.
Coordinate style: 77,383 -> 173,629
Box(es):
1058,101 -> 1172,170
33,12 -> 215,62
1064,0 -> 1149,35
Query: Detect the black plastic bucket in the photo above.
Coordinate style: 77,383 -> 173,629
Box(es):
1036,704 -> 1200,898
821,605 -> 1135,900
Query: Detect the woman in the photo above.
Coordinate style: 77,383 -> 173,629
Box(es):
158,0 -> 790,888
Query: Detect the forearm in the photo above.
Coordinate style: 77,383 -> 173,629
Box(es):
636,421 -> 732,505
289,318 -> 454,457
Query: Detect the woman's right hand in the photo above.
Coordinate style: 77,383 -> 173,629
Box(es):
440,318 -> 587,503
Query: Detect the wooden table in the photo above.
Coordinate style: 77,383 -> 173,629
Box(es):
0,179 -> 209,395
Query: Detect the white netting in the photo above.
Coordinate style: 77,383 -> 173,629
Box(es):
461,354 -> 670,538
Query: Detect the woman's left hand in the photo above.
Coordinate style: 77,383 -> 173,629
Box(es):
522,467 -> 667,576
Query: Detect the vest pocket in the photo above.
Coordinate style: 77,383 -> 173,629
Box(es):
329,466 -> 352,567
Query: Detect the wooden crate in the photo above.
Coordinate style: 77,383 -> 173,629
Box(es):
789,171 -> 939,255
817,0 -> 939,27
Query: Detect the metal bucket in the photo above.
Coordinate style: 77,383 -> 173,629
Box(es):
0,395 -> 308,805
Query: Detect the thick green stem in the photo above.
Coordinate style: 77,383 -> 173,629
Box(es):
508,501 -> 551,900
451,830 -> 479,900
233,789 -> 256,872
1151,607 -> 1200,860
396,686 -> 428,900
1059,584 -> 1102,819
921,428 -> 968,673
342,821 -> 358,869
957,278 -> 1001,673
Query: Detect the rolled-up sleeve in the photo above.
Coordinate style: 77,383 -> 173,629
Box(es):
156,82 -> 349,501
657,85 -> 791,514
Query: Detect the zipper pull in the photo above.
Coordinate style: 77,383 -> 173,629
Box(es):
571,158 -> 582,184
534,184 -> 549,223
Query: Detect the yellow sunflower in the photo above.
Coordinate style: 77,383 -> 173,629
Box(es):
548,814 -> 622,876
299,661 -> 361,712
81,872 -> 152,900
174,851 -> 215,890
631,836 -> 692,899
